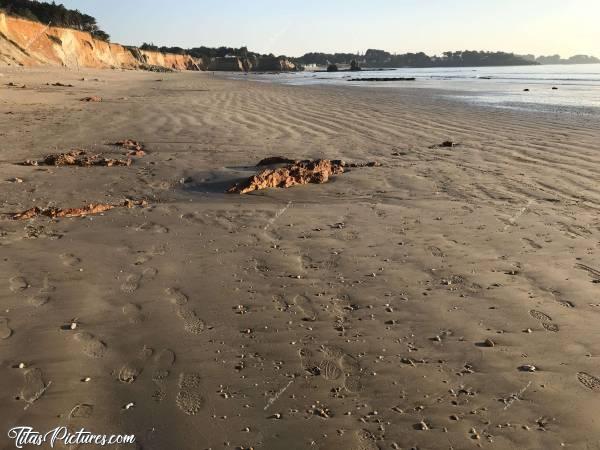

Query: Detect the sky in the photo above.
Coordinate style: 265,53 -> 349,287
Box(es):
58,0 -> 600,57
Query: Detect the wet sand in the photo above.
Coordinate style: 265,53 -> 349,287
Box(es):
1,67 -> 600,449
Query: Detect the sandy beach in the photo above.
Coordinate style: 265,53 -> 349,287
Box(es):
2,67 -> 600,449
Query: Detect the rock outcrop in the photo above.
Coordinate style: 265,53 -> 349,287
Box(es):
207,56 -> 249,72
24,150 -> 132,167
228,159 -> 345,194
9,199 -> 147,220
0,12 -> 203,70
207,55 -> 297,72
252,55 -> 297,72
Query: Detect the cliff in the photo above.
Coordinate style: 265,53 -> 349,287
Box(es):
207,55 -> 297,72
252,55 -> 297,72
0,12 -> 203,70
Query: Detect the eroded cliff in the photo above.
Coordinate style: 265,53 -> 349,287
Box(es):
0,12 -> 202,70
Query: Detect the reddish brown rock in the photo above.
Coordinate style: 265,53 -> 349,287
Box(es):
11,203 -> 114,220
228,159 -> 345,194
10,200 -> 147,220
112,139 -> 146,156
81,96 -> 102,102
28,150 -> 132,167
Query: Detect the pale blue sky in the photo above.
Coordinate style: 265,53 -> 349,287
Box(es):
59,0 -> 600,57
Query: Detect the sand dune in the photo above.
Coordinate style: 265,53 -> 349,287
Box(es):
1,67 -> 600,449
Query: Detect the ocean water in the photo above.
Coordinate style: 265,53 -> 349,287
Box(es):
228,64 -> 600,114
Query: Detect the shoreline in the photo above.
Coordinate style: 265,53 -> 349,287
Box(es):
219,63 -> 600,114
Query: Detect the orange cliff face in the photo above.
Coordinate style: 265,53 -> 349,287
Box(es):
0,12 -> 203,70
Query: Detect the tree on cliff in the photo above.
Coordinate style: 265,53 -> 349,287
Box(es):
0,0 -> 110,41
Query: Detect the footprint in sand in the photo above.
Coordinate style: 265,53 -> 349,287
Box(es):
165,288 -> 189,306
152,349 -> 176,402
293,294 -> 318,322
529,310 -> 552,322
60,253 -> 81,267
137,222 -> 169,234
120,274 -> 141,294
73,332 -> 107,358
319,359 -> 343,381
353,429 -> 379,450
529,310 -> 560,332
541,322 -> 560,332
70,403 -> 94,419
0,317 -> 13,339
176,305 -> 205,335
153,349 -> 176,378
577,372 -> 600,392
299,345 -> 364,393
324,346 -> 363,393
176,373 -> 205,415
133,253 -> 152,266
28,278 -> 54,307
19,368 -> 46,404
117,363 -> 142,384
9,276 -> 29,292
28,292 -> 50,307
122,303 -> 145,324
428,246 -> 445,257
164,289 -> 203,334
142,267 -> 158,280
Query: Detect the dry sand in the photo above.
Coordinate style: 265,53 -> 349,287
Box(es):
1,67 -> 600,449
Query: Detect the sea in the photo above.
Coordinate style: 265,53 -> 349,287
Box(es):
227,64 -> 600,115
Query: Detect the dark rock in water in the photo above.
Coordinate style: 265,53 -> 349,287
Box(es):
350,60 -> 361,71
523,88 -> 530,92
349,77 -> 416,82
327,64 -> 339,72
552,86 -> 559,90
